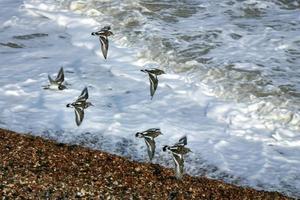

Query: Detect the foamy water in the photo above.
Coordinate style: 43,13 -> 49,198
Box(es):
0,0 -> 300,197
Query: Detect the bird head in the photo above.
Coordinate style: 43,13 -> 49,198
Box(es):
162,145 -> 169,152
58,84 -> 67,90
135,132 -> 143,138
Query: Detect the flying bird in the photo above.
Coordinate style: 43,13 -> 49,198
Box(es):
163,136 -> 191,180
43,67 -> 66,90
66,87 -> 93,126
91,26 -> 113,59
136,128 -> 162,161
141,68 -> 165,99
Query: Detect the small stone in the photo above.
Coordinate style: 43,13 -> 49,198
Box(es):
135,167 -> 141,172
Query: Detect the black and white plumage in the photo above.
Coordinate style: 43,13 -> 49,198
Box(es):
163,136 -> 191,180
66,87 -> 93,126
99,36 -> 108,59
141,68 -> 165,100
91,26 -> 113,59
44,67 -> 66,90
136,128 -> 162,161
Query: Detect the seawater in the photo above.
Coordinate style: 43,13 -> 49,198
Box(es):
61,0 -> 300,130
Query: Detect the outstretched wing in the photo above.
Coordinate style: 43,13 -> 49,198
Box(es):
144,128 -> 162,138
146,128 -> 160,132
176,136 -> 187,146
147,68 -> 165,75
144,136 -> 156,161
99,36 -> 109,59
74,107 -> 84,126
172,153 -> 184,180
77,87 -> 89,102
48,75 -> 55,84
148,73 -> 158,99
55,67 -> 64,84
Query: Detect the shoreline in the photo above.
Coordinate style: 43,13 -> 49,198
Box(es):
0,128 -> 292,199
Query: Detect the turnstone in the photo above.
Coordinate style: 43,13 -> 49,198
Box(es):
163,136 -> 191,180
136,128 -> 162,161
141,68 -> 165,99
66,87 -> 93,126
43,67 -> 66,90
91,26 -> 113,59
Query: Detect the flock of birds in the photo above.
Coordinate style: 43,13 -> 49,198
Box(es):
136,129 -> 191,179
43,26 -> 191,180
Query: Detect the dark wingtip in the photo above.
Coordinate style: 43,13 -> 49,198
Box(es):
91,32 -> 95,36
135,132 -> 140,137
66,104 -> 70,107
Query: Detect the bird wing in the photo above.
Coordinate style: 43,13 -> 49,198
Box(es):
48,74 -> 55,84
77,87 -> 89,102
148,73 -> 158,99
148,68 -> 165,75
176,136 -> 187,146
74,106 -> 84,126
146,128 -> 160,132
144,128 -> 162,138
144,136 -> 156,161
55,67 -> 64,84
172,153 -> 184,180
99,36 -> 109,59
